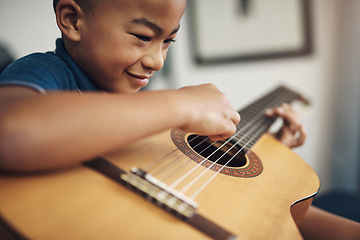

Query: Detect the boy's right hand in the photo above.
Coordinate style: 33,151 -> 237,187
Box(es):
176,84 -> 240,141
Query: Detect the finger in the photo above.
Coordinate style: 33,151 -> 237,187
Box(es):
208,134 -> 226,142
231,111 -> 241,125
290,125 -> 307,148
274,105 -> 301,131
265,103 -> 290,117
275,103 -> 293,117
265,108 -> 275,116
208,120 -> 237,141
223,121 -> 237,139
288,119 -> 303,135
267,105 -> 302,134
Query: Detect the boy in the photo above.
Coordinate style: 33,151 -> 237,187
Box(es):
0,0 -> 305,172
2,0 -> 358,239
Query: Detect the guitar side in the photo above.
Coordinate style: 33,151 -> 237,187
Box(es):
0,130 -> 319,240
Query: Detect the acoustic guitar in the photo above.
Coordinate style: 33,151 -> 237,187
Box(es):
0,86 -> 319,240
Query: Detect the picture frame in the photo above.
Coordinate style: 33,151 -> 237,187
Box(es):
188,0 -> 312,64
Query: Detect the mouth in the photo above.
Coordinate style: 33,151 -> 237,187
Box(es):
126,71 -> 152,88
127,72 -> 153,80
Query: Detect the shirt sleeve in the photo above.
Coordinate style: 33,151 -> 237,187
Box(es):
0,52 -> 73,92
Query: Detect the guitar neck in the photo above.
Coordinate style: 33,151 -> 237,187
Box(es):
235,86 -> 306,151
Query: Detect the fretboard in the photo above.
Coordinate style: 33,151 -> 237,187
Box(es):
234,86 -> 304,151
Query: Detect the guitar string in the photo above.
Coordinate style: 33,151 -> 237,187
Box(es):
179,119 -> 268,195
169,127 -> 246,189
169,93 -> 289,191
141,89 -> 296,201
190,125 -> 268,199
161,90 -> 290,184
157,137 -> 217,181
151,116 -> 257,184
144,87 -> 293,176
143,134 -> 203,172
150,136 -> 209,178
152,107 -> 268,180
173,93 -> 293,197
182,93 -> 296,199
142,88 -> 285,173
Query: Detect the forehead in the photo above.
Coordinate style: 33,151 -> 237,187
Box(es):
92,0 -> 186,28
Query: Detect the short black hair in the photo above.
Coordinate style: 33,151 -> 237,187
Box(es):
53,0 -> 59,11
53,0 -> 98,12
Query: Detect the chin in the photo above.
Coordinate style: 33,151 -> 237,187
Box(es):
99,81 -> 140,94
112,86 -> 142,94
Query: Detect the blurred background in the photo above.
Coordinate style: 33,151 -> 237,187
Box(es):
0,0 -> 359,212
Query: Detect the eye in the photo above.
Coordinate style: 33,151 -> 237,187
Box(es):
164,39 -> 176,45
132,34 -> 151,42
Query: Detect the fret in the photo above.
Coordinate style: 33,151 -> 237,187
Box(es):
235,86 -> 302,151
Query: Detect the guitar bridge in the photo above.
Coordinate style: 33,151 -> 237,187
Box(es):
120,168 -> 198,219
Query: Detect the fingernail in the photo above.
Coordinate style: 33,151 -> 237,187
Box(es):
277,108 -> 285,114
265,109 -> 272,115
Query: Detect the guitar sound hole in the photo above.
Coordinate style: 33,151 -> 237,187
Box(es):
187,135 -> 247,168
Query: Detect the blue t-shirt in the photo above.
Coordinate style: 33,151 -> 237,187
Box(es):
0,38 -> 99,92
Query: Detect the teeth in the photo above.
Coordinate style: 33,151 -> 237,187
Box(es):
128,73 -> 147,79
127,71 -> 152,79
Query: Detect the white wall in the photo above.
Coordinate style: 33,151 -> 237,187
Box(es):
0,0 -> 354,194
0,0 -> 60,58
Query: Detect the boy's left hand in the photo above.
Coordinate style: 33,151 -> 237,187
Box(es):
265,103 -> 306,148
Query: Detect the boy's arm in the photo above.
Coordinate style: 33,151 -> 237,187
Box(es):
0,84 -> 240,172
299,206 -> 360,239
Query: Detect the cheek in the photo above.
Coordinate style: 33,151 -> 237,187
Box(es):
96,42 -> 139,73
87,29 -> 137,67
109,45 -> 143,70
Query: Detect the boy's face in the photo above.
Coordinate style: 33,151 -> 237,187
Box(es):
74,0 -> 186,93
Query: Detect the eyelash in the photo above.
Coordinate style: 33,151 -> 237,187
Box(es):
132,34 -> 176,45
133,34 -> 151,42
164,39 -> 176,44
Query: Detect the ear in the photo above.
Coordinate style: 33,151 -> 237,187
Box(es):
55,0 -> 84,41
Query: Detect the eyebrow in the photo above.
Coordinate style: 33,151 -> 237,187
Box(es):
131,18 -> 180,36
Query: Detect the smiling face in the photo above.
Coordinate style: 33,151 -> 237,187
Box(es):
69,0 -> 186,93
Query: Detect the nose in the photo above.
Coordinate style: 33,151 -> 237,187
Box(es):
141,45 -> 165,71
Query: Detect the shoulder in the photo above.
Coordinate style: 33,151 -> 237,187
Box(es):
0,51 -> 75,92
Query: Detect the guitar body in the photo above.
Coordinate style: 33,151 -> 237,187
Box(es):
0,131 -> 319,240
